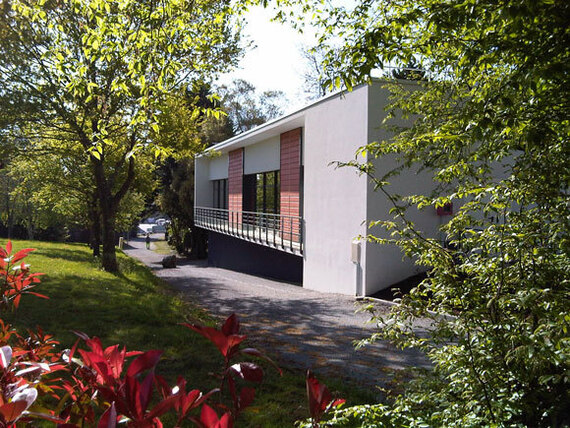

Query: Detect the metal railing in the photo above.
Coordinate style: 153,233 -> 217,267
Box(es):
194,206 -> 303,254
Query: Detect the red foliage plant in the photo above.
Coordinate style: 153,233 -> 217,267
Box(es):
306,370 -> 345,427
60,333 -> 178,427
0,242 -> 46,310
0,241 -> 283,427
0,243 -> 64,426
182,313 -> 282,421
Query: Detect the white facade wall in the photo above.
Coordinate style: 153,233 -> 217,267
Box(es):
195,156 -> 212,207
363,159 -> 440,294
302,86 -> 370,295
208,153 -> 229,180
244,136 -> 280,174
194,80 -> 450,296
363,81 -> 441,294
196,153 -> 229,207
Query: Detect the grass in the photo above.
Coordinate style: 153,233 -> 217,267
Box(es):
149,238 -> 175,255
1,239 -> 376,426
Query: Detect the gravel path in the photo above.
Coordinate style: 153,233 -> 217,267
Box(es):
123,234 -> 429,390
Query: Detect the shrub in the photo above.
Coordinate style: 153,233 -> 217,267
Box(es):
0,241 -> 282,427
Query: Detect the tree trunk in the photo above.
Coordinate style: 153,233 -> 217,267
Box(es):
100,208 -> 118,272
24,202 -> 35,240
25,221 -> 34,240
3,190 -> 14,239
86,120 -> 136,272
88,193 -> 101,257
90,148 -> 135,273
6,208 -> 13,240
92,159 -> 119,272
92,225 -> 101,257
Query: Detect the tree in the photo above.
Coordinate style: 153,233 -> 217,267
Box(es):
6,135 -> 153,250
156,83 -> 232,257
155,88 -> 208,258
217,79 -> 287,134
288,0 -> 570,426
390,58 -> 426,81
0,167 -> 17,238
299,44 -> 328,100
157,157 -> 202,255
0,0 -> 241,271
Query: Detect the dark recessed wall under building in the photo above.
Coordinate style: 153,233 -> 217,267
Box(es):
208,231 -> 303,284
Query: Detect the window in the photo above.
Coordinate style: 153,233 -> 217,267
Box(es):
243,170 -> 280,213
212,179 -> 228,209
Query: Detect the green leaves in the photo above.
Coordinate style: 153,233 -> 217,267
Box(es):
287,0 -> 570,425
1,0 -> 242,270
4,0 -> 242,153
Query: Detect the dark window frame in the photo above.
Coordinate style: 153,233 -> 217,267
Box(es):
243,170 -> 280,214
212,178 -> 228,209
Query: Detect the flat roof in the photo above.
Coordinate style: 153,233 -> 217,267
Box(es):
201,77 -> 418,155
202,82 -> 367,155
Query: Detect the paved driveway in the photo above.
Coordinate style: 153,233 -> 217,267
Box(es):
123,235 -> 429,391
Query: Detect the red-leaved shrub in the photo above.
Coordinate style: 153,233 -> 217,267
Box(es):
0,241 -> 342,427
0,242 -> 282,427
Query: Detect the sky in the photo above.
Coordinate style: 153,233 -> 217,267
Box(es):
217,6 -> 318,112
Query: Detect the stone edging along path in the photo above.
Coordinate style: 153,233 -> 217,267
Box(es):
123,235 -> 430,391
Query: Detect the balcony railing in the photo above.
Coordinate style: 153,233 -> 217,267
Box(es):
194,206 -> 303,254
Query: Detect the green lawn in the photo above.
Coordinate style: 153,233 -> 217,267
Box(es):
1,239 -> 374,426
149,238 -> 175,255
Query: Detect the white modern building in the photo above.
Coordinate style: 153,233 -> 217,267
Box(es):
194,79 -> 451,296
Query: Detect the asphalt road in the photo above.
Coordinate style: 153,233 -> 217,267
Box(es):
123,234 -> 430,391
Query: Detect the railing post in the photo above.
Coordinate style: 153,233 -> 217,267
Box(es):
273,215 -> 277,247
289,216 -> 293,251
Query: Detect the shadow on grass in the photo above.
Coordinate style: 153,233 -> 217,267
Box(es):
32,245 -> 96,264
2,244 -> 221,389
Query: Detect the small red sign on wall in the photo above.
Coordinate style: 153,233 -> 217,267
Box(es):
436,202 -> 453,216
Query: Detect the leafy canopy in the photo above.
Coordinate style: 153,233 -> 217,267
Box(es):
275,0 -> 570,426
0,0 -> 242,270
217,79 -> 287,134
0,0 -> 241,157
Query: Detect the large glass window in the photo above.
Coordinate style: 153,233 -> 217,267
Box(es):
243,170 -> 279,213
212,178 -> 228,209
